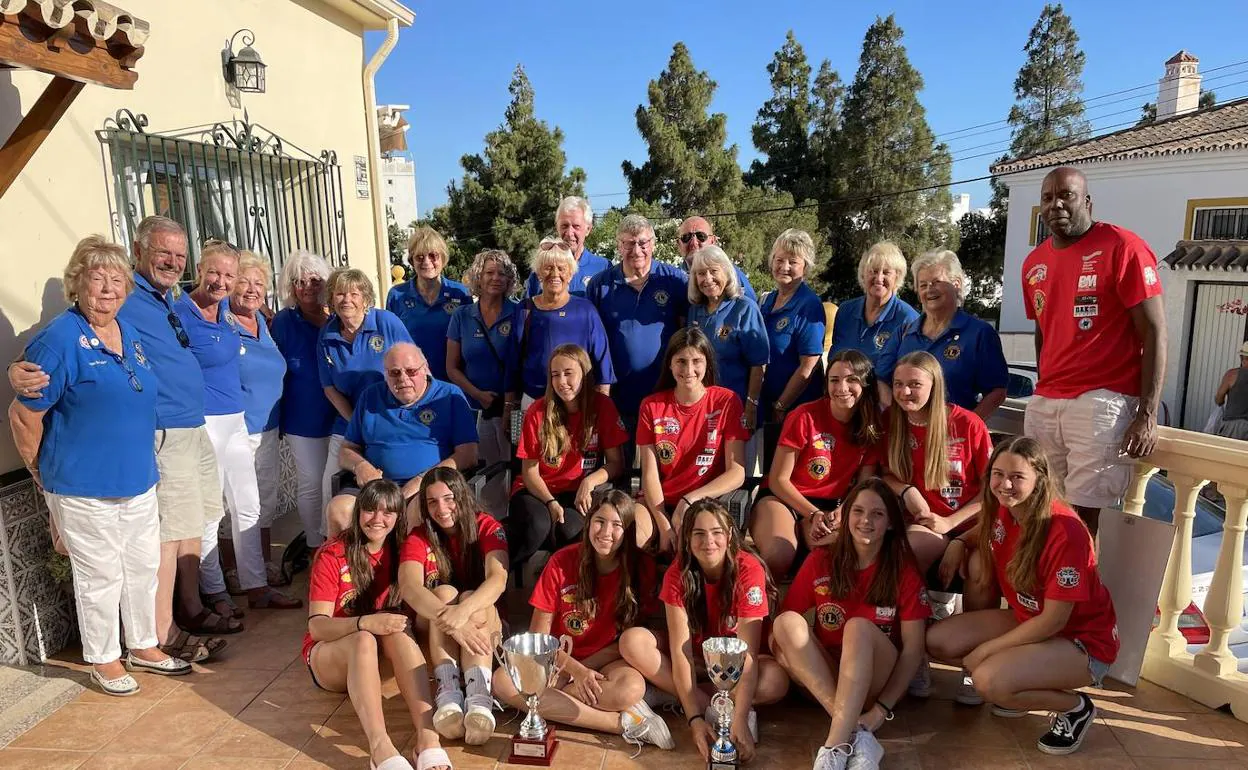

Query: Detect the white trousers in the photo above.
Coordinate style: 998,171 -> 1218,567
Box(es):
477,413 -> 509,519
320,433 -> 346,536
288,433 -> 330,547
202,412 -> 266,593
250,429 -> 281,529
46,486 -> 160,664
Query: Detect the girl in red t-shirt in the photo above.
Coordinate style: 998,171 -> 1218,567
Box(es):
637,327 -> 748,553
619,500 -> 789,764
493,489 -> 673,749
885,351 -> 991,574
398,467 -> 509,748
508,343 -> 629,570
304,479 -> 451,770
927,437 -> 1119,756
771,477 -> 929,770
750,349 -> 885,578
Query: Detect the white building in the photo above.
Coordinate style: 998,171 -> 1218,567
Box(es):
992,51 -> 1248,432
950,192 -> 971,223
378,103 -> 418,229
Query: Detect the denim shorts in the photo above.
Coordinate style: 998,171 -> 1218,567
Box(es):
1072,638 -> 1111,688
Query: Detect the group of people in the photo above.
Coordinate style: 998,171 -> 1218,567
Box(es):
7,166 -> 1169,770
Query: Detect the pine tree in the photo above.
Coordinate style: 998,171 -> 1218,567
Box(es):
427,65 -> 585,277
808,59 -> 846,230
622,43 -> 742,215
746,31 -> 814,201
819,15 -> 955,302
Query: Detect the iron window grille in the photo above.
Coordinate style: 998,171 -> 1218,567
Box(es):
1192,207 -> 1248,241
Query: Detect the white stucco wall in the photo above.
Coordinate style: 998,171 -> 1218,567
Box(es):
998,151 -> 1248,422
0,0 -> 402,473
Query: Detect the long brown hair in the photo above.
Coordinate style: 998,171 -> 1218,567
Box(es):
575,489 -> 644,631
976,436 -> 1059,595
654,326 -> 719,392
823,477 -> 917,606
341,479 -> 407,613
825,349 -> 883,446
676,499 -> 776,638
415,467 -> 484,589
539,344 -> 600,462
887,351 -> 950,491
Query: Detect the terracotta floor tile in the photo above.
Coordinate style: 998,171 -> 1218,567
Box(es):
1106,710 -> 1234,759
156,667 -> 278,715
330,678 -> 424,718
0,748 -> 89,769
96,706 -> 232,758
879,744 -> 923,769
194,711 -> 325,760
76,754 -> 185,770
71,671 -> 184,706
1099,678 -> 1216,714
10,703 -> 150,751
299,714 -> 415,767
914,745 -> 1028,769
181,757 -> 293,769
284,760 -> 340,770
903,699 -> 1020,749
248,668 -> 345,717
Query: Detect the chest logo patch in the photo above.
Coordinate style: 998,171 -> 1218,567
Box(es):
78,335 -> 91,349
1077,274 -> 1097,291
873,330 -> 891,349
993,520 -> 1006,545
1078,318 -> 1094,331
775,317 -> 790,332
818,601 -> 845,631
717,325 -> 732,340
653,417 -> 680,436
808,456 -> 830,480
418,408 -> 436,425
1056,566 -> 1080,588
369,335 -> 385,352
656,440 -> 677,465
943,343 -> 961,361
654,290 -> 670,306
445,299 -> 461,314
563,609 -> 588,635
498,320 -> 512,337
404,298 -> 416,308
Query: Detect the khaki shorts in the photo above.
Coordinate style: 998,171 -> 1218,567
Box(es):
154,426 -> 224,542
1023,389 -> 1137,509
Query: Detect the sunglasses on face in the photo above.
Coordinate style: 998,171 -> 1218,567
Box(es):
387,366 -> 426,380
680,231 -> 710,245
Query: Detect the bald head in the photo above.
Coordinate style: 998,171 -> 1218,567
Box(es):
384,343 -> 429,404
677,216 -> 718,262
1039,166 -> 1093,246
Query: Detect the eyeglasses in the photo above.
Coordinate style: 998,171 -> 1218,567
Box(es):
294,277 -> 324,287
679,231 -> 710,245
203,237 -> 240,252
619,238 -> 653,250
119,356 -> 143,392
386,365 -> 426,380
166,312 -> 191,348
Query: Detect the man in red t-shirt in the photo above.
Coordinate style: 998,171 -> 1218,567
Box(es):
1020,167 -> 1166,534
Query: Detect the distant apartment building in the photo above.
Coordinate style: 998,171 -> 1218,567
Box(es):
378,103 -> 418,229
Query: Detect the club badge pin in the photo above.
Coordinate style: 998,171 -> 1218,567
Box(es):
418,408 -> 436,425
369,336 -> 385,352
656,440 -> 677,465
775,317 -> 790,332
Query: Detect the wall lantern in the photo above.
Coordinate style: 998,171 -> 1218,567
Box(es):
226,29 -> 266,93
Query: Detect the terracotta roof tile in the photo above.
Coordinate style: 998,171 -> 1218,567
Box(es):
990,98 -> 1248,174
1167,50 -> 1199,64
0,0 -> 149,48
1162,239 -> 1248,271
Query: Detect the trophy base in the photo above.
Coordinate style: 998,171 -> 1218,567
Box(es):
709,761 -> 738,769
508,727 -> 559,766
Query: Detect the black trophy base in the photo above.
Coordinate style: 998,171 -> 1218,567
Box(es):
508,726 -> 559,766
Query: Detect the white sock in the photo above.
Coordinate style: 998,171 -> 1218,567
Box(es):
464,665 -> 492,698
435,662 -> 462,697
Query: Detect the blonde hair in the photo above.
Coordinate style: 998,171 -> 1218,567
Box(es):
530,237 -> 577,276
858,241 -> 907,294
887,351 -> 950,491
278,250 -> 331,307
407,226 -> 449,263
63,235 -> 134,302
911,249 -> 966,304
687,245 -> 742,304
326,267 -> 376,308
770,228 -> 817,274
463,249 -> 518,297
237,251 -> 272,286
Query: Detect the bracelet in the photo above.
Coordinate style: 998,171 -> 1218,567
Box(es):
688,714 -> 706,726
950,537 -> 967,547
544,498 -> 558,509
746,396 -> 759,406
899,485 -> 915,500
807,509 -> 822,521
680,496 -> 693,508
773,400 -> 787,412
356,616 -> 362,631
877,701 -> 895,720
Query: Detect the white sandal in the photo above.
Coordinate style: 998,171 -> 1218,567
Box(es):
416,747 -> 452,770
90,668 -> 140,697
370,754 -> 414,770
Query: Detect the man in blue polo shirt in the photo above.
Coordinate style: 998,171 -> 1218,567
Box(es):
586,214 -> 689,435
325,342 -> 479,535
524,196 -> 609,297
9,216 -> 229,661
675,216 -> 757,303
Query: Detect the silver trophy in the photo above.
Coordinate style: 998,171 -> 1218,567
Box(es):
702,636 -> 749,770
497,632 -> 572,765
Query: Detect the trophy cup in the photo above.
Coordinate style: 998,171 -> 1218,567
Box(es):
497,632 -> 572,766
702,636 -> 749,770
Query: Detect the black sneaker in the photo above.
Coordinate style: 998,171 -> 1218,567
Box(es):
1037,693 -> 1096,755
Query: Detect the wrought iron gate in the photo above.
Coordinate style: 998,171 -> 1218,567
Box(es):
98,109 -> 349,285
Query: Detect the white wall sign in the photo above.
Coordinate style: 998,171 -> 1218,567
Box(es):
354,155 -> 369,199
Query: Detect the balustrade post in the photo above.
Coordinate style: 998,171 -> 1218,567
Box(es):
1195,483 -> 1248,677
1152,472 -> 1203,656
1122,464 -> 1158,517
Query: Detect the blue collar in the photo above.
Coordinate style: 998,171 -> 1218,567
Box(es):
133,270 -> 175,305
324,308 -> 379,343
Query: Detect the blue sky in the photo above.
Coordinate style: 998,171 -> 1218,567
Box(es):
368,0 -> 1248,219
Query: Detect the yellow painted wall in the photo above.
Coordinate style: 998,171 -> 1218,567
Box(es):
0,0 -> 393,472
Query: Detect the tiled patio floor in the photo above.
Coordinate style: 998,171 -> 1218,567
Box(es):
4,569 -> 1248,769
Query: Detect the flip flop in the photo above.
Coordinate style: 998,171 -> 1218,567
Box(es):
415,747 -> 452,770
371,755 -> 415,770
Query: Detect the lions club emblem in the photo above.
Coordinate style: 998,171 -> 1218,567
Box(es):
808,456 -> 830,480
418,408 -> 436,425
775,317 -> 790,332
873,330 -> 891,349
369,335 -> 385,352
498,320 -> 512,337
746,586 -> 764,607
444,298 -> 461,314
717,325 -> 732,341
654,290 -> 670,306
943,343 -> 961,361
817,601 -> 845,631
656,441 -> 677,465
564,610 -> 588,636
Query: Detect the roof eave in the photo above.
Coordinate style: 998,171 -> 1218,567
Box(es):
321,0 -> 414,29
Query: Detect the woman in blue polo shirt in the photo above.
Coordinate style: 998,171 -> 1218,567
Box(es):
386,226 -> 471,382
687,244 -> 768,468
317,267 -> 413,514
760,229 -> 827,468
178,242 -> 302,619
271,251 -> 335,548
230,252 -> 288,585
877,250 -> 1008,421
447,249 -> 519,518
829,241 -> 919,371
10,235 -> 191,695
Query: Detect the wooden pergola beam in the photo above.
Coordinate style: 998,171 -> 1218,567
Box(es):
0,12 -> 141,90
0,75 -> 84,197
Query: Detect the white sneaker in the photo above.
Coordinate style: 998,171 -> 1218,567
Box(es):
814,743 -> 852,770
432,690 -> 465,739
621,700 -> 675,750
463,693 -> 497,746
704,705 -> 758,743
908,657 -> 932,698
846,728 -> 884,769
991,704 -> 1030,718
956,670 -> 984,706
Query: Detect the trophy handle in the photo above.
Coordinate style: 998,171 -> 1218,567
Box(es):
549,634 -> 575,686
490,631 -> 506,671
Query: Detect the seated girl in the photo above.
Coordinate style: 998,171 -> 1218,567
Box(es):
619,499 -> 789,764
770,477 -> 929,770
304,479 -> 451,770
494,489 -> 673,751
884,351 -> 991,576
927,436 -> 1118,756
750,349 -> 885,578
399,468 -> 508,746
636,327 -> 748,552
507,344 -> 628,572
